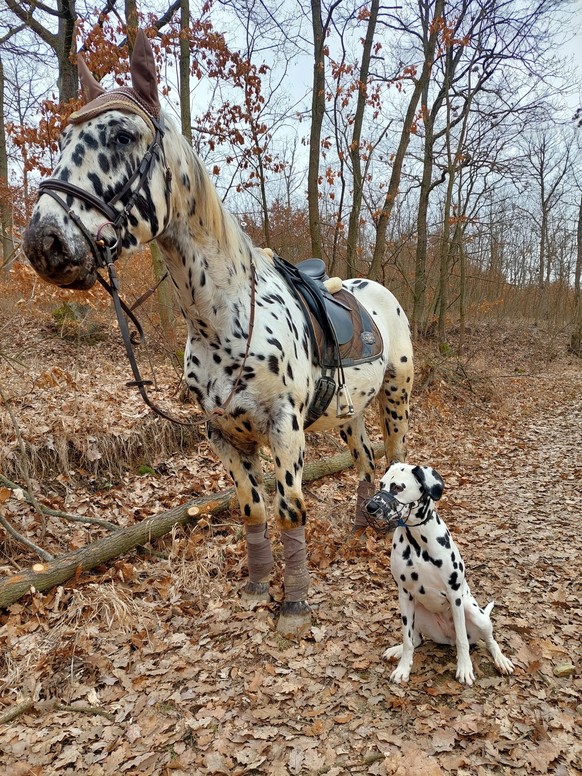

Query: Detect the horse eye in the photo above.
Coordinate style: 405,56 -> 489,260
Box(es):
116,131 -> 134,146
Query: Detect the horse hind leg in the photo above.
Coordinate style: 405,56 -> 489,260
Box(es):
339,414 -> 376,531
378,355 -> 413,466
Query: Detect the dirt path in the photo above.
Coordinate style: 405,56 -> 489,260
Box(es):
0,332 -> 581,775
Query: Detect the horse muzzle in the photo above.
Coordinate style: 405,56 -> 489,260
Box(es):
22,218 -> 98,290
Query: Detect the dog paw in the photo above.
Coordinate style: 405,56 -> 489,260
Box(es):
390,665 -> 410,684
383,645 -> 403,662
456,661 -> 475,685
495,655 -> 514,675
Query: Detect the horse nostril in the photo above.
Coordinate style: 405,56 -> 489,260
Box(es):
41,227 -> 68,259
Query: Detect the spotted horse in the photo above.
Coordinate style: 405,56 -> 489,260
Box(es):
23,31 -> 414,636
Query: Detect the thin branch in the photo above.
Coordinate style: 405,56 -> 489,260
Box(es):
55,703 -> 116,721
0,475 -> 119,532
0,512 -> 53,561
0,697 -> 34,725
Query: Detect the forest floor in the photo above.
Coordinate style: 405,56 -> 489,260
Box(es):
0,302 -> 580,776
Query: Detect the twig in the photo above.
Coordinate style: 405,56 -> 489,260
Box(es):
55,703 -> 116,721
0,383 -> 49,537
0,475 -> 119,532
0,512 -> 54,561
0,697 -> 34,725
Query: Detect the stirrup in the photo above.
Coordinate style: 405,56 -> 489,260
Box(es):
336,383 -> 354,418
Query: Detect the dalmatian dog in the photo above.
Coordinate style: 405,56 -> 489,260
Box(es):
366,463 -> 514,685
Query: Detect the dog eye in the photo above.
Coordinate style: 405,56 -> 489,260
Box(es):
390,483 -> 404,494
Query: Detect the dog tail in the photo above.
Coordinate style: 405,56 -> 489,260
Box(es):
484,601 -> 495,616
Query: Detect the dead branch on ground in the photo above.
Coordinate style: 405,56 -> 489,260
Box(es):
0,443 -> 384,608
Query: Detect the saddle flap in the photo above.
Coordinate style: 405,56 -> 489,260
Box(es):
317,289 -> 383,368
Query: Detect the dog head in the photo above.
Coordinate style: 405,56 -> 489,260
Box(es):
365,463 -> 445,531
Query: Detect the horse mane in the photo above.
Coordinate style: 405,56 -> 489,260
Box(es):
163,115 -> 268,276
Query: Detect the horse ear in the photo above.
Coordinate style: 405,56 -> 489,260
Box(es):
77,55 -> 106,101
129,29 -> 161,115
412,466 -> 444,501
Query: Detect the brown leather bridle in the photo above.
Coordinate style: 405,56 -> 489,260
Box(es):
35,117 -> 191,425
38,117 -> 171,271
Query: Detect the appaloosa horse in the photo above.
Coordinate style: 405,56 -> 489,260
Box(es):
23,31 -> 413,635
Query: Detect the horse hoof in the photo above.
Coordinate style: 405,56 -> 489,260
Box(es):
241,581 -> 271,605
277,601 -> 311,638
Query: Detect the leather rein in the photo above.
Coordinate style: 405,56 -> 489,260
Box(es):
36,118 -> 197,426
37,115 -> 257,426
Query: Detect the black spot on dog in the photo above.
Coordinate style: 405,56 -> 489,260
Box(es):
448,571 -> 461,591
437,533 -> 451,549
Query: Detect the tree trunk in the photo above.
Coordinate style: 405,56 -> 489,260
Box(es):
58,0 -> 78,102
307,0 -> 327,259
150,240 -> 177,354
179,0 -> 193,145
125,0 -> 138,51
437,165 -> 455,346
0,56 -> 14,270
569,193 -> 582,356
0,443 -> 384,608
345,0 -> 379,277
457,223 -> 466,354
368,0 -> 445,282
411,91 -> 434,335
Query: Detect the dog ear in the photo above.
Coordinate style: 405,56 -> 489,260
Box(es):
412,466 -> 444,501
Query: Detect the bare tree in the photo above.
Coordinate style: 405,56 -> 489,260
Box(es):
6,0 -> 79,102
570,192 -> 582,355
307,0 -> 342,259
367,0 -> 445,281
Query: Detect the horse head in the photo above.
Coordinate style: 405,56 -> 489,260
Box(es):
23,30 -> 172,290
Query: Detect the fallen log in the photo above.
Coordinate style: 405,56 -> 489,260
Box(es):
0,443 -> 383,608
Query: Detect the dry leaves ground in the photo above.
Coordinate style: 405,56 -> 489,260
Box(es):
0,306 -> 581,776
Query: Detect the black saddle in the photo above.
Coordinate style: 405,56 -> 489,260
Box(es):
272,255 -> 383,427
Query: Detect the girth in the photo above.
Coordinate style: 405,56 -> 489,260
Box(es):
273,255 -> 383,427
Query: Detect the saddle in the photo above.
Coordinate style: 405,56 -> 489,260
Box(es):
272,255 -> 384,427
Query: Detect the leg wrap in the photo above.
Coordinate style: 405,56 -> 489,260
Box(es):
354,480 -> 375,529
246,523 -> 274,582
281,527 -> 310,603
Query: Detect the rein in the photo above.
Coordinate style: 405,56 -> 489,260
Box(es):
96,261 -> 198,426
36,118 -> 198,426
37,113 -> 256,425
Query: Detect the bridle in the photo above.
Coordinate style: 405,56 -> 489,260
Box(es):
38,116 -> 172,271
36,114 -> 192,426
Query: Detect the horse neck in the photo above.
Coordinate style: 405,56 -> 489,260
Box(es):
157,123 -> 260,328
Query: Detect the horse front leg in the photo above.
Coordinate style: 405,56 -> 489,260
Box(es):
339,414 -> 376,531
269,415 -> 311,637
206,425 -> 273,602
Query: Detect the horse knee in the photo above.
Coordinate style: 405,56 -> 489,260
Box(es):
275,490 -> 307,531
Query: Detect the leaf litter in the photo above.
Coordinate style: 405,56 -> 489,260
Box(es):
0,315 -> 581,775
